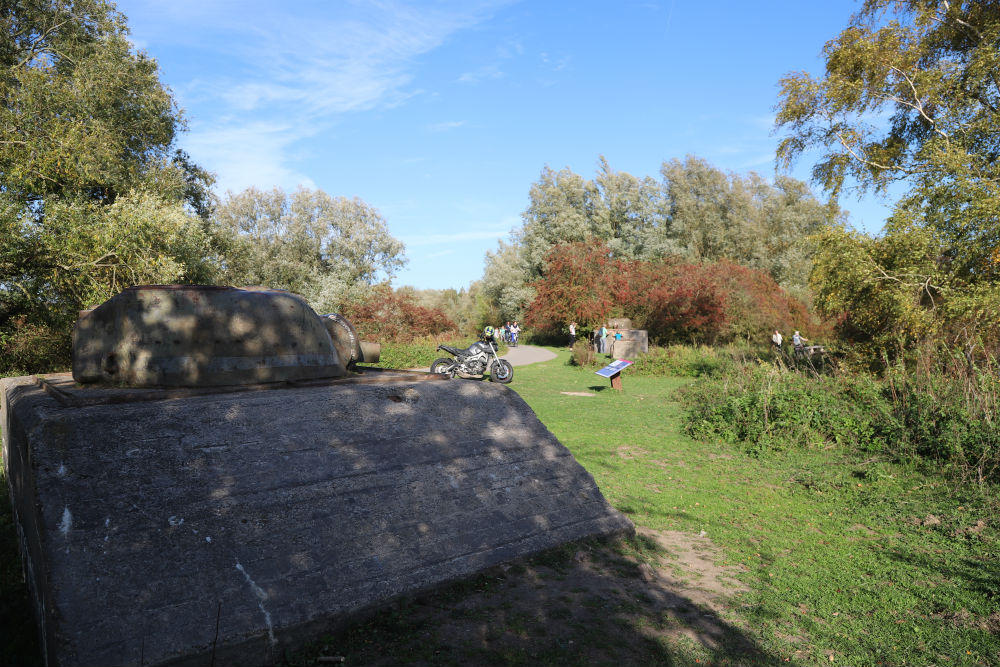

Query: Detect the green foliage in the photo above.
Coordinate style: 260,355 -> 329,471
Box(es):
681,363 -> 891,455
776,1 -> 1000,282
0,319 -> 70,375
0,0 -> 214,375
211,186 -> 406,313
680,356 -> 1000,483
626,345 -> 734,378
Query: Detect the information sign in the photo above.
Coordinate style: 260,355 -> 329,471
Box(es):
595,359 -> 633,378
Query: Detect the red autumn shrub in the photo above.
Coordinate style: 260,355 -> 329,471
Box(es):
701,259 -> 812,343
525,242 -> 816,345
622,261 -> 729,343
524,241 -> 625,330
341,284 -> 458,342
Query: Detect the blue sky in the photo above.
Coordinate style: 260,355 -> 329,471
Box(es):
121,0 -> 892,290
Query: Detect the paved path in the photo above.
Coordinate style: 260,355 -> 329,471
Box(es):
499,344 -> 557,366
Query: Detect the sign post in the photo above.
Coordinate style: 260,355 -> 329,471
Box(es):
595,359 -> 633,391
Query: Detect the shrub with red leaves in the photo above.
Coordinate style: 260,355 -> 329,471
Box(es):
524,241 -> 815,345
523,242 -> 624,331
623,261 -> 729,343
341,284 -> 458,342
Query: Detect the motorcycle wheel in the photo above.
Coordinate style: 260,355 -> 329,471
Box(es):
489,359 -> 514,384
430,358 -> 456,376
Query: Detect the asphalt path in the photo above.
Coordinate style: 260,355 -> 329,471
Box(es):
499,344 -> 557,366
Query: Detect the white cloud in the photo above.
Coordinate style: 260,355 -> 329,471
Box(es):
427,120 -> 466,132
458,64 -> 505,84
145,0 -> 515,192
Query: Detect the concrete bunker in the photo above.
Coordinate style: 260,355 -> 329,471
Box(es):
3,285 -> 633,666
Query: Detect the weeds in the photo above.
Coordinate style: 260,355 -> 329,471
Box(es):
679,352 -> 1000,485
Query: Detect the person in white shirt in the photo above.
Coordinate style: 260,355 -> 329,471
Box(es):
568,321 -> 577,348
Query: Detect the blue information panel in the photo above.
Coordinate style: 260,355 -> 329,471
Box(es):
595,359 -> 633,378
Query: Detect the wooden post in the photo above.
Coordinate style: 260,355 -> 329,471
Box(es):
610,371 -> 623,391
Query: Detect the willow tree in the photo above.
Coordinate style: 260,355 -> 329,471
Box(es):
776,1 -> 1000,358
1,0 -> 214,371
776,0 -> 1000,280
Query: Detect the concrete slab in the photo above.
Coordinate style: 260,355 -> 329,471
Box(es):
2,374 -> 632,666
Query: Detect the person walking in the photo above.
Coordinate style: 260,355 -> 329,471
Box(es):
568,321 -> 577,348
598,323 -> 608,354
772,329 -> 783,353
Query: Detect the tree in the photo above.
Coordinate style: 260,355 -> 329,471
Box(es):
523,242 -> 621,331
776,0 -> 1000,281
211,186 -> 406,313
485,155 -> 832,325
480,240 -> 534,323
1,0 -> 215,372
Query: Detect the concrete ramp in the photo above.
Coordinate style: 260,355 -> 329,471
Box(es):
2,374 -> 632,666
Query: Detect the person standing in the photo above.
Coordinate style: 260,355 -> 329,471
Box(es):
568,321 -> 577,348
510,321 -> 520,347
792,330 -> 807,356
772,330 -> 783,353
598,324 -> 608,354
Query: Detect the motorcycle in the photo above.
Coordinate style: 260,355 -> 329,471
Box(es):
430,335 -> 513,384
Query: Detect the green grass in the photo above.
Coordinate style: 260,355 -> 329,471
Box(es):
512,348 -> 1000,666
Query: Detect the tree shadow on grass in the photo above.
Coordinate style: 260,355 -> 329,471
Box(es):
285,534 -> 785,667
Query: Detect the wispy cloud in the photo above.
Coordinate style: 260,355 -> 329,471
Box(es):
426,120 -> 466,132
458,64 -> 505,84
145,1 -> 514,191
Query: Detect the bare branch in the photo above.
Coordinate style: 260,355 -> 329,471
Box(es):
888,66 -> 951,144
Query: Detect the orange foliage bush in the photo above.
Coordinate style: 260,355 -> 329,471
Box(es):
340,284 -> 458,342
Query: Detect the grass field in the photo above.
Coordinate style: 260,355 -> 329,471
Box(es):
509,349 -> 999,665
2,348 -> 997,665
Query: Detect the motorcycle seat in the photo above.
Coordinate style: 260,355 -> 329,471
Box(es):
438,344 -> 465,356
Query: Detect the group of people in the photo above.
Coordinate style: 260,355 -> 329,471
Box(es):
495,321 -> 520,346
772,329 -> 809,356
566,322 -> 619,354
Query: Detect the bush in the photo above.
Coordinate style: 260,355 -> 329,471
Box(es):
570,340 -> 598,367
679,356 -> 1000,484
627,345 -> 734,378
0,320 -> 71,376
341,284 -> 458,342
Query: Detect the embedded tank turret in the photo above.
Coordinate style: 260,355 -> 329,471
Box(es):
72,285 -> 379,387
3,284 -> 632,667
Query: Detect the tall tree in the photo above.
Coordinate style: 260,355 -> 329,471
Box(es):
212,186 -> 406,313
1,0 -> 215,372
775,0 -> 1000,281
